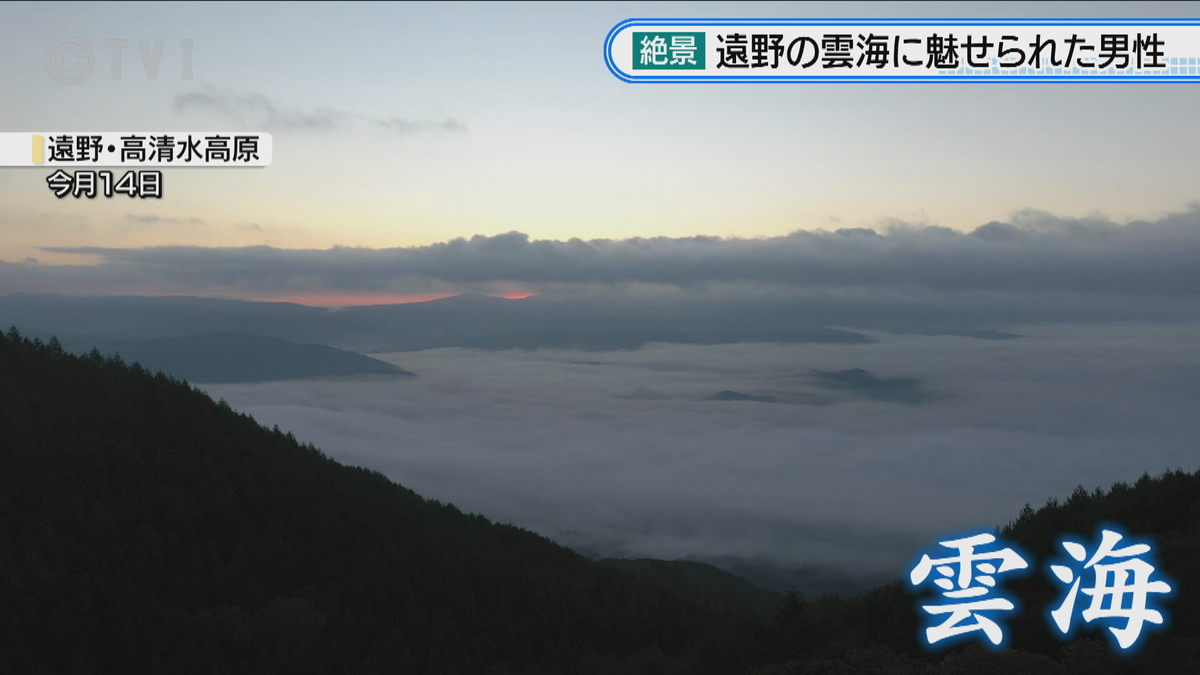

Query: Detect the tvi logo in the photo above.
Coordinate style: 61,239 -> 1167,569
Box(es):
45,37 -> 194,85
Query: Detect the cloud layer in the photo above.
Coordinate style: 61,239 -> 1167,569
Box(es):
203,324 -> 1200,575
173,86 -> 466,134
17,205 -> 1200,299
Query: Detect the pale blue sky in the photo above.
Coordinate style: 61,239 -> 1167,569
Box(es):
2,1 -> 1199,273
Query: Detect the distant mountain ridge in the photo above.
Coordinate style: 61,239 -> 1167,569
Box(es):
0,292 -> 1048,353
709,390 -> 781,403
37,331 -> 414,383
0,292 -> 879,352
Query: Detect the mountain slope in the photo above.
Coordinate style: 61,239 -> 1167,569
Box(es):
5,325 -> 1200,674
0,328 -> 760,675
749,471 -> 1200,674
598,558 -> 781,616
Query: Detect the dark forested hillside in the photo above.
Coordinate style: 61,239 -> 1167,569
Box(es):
0,329 -> 764,675
3,326 -> 1200,675
743,471 -> 1200,674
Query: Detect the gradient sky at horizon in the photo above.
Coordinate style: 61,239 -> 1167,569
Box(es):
2,1 -> 1200,302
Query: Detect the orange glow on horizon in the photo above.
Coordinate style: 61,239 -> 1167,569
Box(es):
252,292 -> 535,307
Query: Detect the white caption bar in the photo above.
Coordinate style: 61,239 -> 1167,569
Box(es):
606,19 -> 1200,82
0,132 -> 272,167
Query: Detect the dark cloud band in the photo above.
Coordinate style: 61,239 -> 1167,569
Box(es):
23,205 -> 1200,297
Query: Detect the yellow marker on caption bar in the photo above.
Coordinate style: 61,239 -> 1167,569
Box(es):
31,135 -> 43,164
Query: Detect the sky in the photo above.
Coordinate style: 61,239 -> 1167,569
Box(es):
3,1 -> 1200,303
